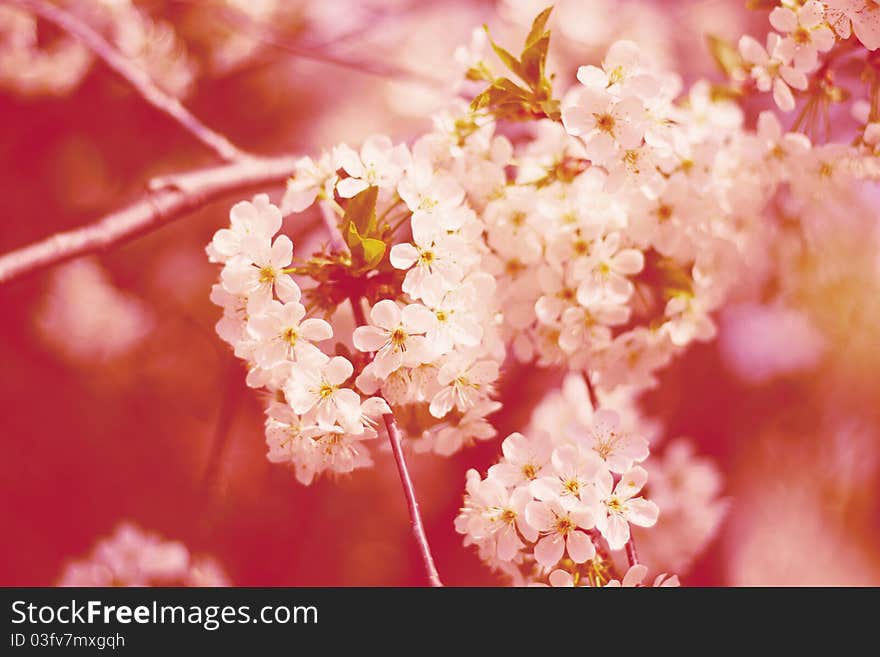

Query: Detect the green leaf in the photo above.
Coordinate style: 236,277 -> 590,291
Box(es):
345,221 -> 386,273
525,6 -> 553,49
470,77 -> 531,112
485,26 -> 527,82
520,32 -> 549,88
360,237 -> 387,270
342,185 -> 379,236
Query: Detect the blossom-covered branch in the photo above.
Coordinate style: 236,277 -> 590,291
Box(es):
0,155 -> 298,284
10,0 -> 249,162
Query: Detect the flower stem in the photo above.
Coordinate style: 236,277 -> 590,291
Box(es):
625,537 -> 639,568
583,370 -> 600,410
349,294 -> 442,586
383,412 -> 444,587
349,296 -> 368,327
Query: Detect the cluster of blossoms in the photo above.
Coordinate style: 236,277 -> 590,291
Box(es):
58,523 -> 229,587
207,193 -> 395,485
736,1 -> 879,113
203,4 -> 880,585
456,374 -> 723,586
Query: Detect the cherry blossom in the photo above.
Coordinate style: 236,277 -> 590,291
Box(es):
594,466 -> 659,550
770,0 -> 835,71
284,356 -> 362,431
352,300 -> 437,378
739,32 -> 808,111
208,194 -> 282,263
281,153 -> 338,214
334,136 -> 409,198
220,234 -> 299,303
824,0 -> 880,51
584,409 -> 650,474
247,300 -> 333,367
562,89 -> 646,164
525,497 -> 596,567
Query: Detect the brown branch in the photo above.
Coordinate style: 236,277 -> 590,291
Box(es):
195,0 -> 444,86
11,0 -> 249,162
383,412 -> 444,587
0,155 -> 299,284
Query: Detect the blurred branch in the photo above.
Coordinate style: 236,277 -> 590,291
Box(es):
202,355 -> 244,491
0,155 -> 298,284
9,0 -> 250,162
201,0 -> 444,85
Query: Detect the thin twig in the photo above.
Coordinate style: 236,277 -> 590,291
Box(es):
383,412 -> 443,587
0,155 -> 299,284
583,370 -> 600,410
202,355 -> 244,491
11,0 -> 249,162
348,294 -> 442,586
192,0 -> 443,85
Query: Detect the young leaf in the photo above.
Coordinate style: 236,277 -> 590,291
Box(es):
525,6 -> 553,49
342,185 -> 379,236
484,26 -> 527,82
706,35 -> 744,78
520,32 -> 550,88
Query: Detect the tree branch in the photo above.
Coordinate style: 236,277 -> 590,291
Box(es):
0,155 -> 298,284
11,0 -> 249,162
383,412 -> 444,587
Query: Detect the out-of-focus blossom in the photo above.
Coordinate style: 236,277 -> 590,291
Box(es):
720,302 -> 827,383
35,258 -> 153,363
58,524 -> 229,587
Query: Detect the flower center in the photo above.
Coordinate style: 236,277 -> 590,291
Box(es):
555,517 -> 575,535
505,258 -> 525,276
793,26 -> 811,45
318,383 -> 335,399
623,149 -> 640,170
594,112 -> 616,134
283,327 -> 298,345
656,203 -> 673,222
522,463 -> 537,480
259,266 -> 277,283
390,328 -> 408,348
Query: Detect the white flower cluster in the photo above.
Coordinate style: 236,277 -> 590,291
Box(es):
58,523 -> 229,587
739,1 -> 879,112
455,402 -> 657,585
206,7 -> 879,501
494,41 -> 773,393
456,373 -> 723,586
207,193 -> 394,485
